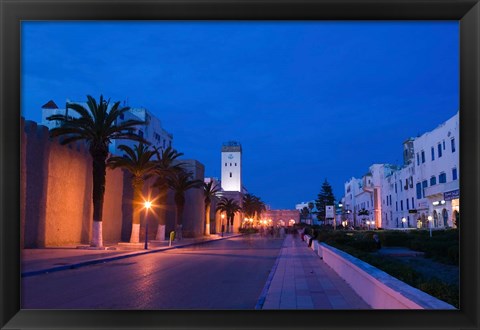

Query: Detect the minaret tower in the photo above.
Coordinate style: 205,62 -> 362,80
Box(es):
221,141 -> 242,192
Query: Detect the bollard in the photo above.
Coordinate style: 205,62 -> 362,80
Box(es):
169,230 -> 175,247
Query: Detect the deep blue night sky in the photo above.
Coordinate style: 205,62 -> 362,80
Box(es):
21,21 -> 459,209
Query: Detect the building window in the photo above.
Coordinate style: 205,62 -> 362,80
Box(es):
138,130 -> 144,138
406,198 -> 409,210
225,163 -> 227,166
422,180 -> 428,198
421,151 -> 425,163
451,138 -> 456,152
235,163 -> 237,166
438,143 -> 442,158
443,140 -> 446,150
399,180 -> 403,192
416,153 -> 420,166
230,163 -> 232,166
430,176 -> 436,186
396,201 -> 398,211
395,183 -> 397,193
400,200 -> 403,211
439,173 -> 447,183
431,147 -> 435,161
452,168 -> 458,180
411,197 -> 414,209
230,172 -> 232,178
416,183 -> 422,199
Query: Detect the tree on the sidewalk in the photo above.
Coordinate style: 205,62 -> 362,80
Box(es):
216,197 -> 242,233
315,179 -> 336,224
47,95 -> 145,247
203,180 -> 221,235
107,143 -> 157,243
167,169 -> 203,240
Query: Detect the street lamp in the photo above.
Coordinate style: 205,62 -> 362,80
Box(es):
366,220 -> 370,230
221,213 -> 225,237
144,200 -> 152,250
402,217 -> 406,228
427,215 -> 433,238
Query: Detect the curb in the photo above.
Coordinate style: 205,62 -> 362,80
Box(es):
254,237 -> 285,310
21,234 -> 244,278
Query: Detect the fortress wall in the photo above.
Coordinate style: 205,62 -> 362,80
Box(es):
44,136 -> 92,246
23,121 -> 51,247
102,167 -> 125,244
181,160 -> 205,238
22,119 -> 124,247
21,118 -> 207,247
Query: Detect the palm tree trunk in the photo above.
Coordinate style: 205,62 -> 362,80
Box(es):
130,177 -> 143,243
205,202 -> 211,235
91,151 -> 107,248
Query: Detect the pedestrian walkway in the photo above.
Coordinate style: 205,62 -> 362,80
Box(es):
260,234 -> 371,309
21,233 -> 241,276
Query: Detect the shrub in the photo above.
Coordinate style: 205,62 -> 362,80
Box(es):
379,231 -> 410,247
417,279 -> 459,308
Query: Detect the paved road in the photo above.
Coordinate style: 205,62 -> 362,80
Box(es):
22,235 -> 284,309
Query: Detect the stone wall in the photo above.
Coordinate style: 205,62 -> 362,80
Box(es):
21,119 -> 206,247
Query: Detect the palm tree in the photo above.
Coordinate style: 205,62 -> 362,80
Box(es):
242,193 -> 266,222
167,169 -> 203,240
216,197 -> 242,233
151,146 -> 184,240
203,181 -> 221,235
47,95 -> 145,247
107,143 -> 157,243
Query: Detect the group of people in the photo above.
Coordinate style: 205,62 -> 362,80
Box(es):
259,225 -> 286,238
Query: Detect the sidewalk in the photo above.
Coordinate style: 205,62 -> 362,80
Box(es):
259,234 -> 371,309
21,233 -> 241,277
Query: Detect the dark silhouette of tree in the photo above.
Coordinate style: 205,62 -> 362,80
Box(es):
315,179 -> 336,224
203,181 -> 221,235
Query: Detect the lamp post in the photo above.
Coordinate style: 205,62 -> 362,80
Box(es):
402,217 -> 406,228
366,220 -> 370,230
221,213 -> 225,237
427,215 -> 433,238
144,200 -> 152,250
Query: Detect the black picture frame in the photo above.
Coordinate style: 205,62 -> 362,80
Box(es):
1,0 -> 479,329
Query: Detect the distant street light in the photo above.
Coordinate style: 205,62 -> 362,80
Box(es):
402,217 -> 406,228
427,215 -> 433,238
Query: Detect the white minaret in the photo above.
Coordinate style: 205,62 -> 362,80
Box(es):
221,141 -> 242,192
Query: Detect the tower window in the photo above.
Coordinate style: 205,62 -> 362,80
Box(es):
225,163 -> 227,166
230,163 -> 232,166
230,172 -> 232,178
235,163 -> 237,166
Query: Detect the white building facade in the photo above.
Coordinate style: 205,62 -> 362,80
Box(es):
41,99 -> 173,156
342,112 -> 459,229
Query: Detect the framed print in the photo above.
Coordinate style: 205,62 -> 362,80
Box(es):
1,0 -> 479,329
